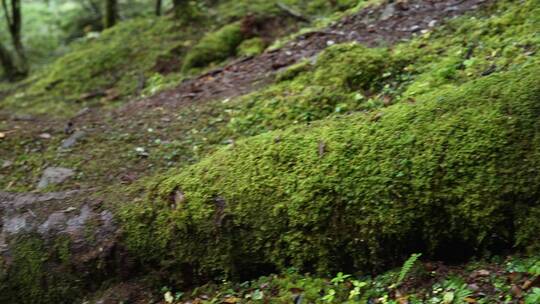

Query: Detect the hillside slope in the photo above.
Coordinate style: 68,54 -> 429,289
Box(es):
0,0 -> 539,303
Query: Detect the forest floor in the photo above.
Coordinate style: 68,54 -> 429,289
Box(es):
3,0 -> 539,303
0,0 -> 491,192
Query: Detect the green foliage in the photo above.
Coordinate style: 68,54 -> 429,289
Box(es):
438,277 -> 473,304
121,64 -> 540,284
0,236 -> 82,304
227,43 -> 402,136
214,0 -> 360,22
397,253 -> 422,284
182,23 -> 244,72
525,288 -> 540,304
237,37 -> 266,57
2,17 -> 186,115
152,256 -> 540,303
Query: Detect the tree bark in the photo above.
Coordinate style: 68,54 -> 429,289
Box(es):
155,0 -> 162,16
0,41 -> 19,80
103,0 -> 118,28
1,0 -> 28,77
172,0 -> 188,19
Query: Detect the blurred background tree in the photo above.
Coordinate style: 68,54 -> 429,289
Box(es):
0,0 -> 177,80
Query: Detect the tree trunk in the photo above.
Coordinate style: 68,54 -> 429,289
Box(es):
172,0 -> 188,19
103,0 -> 118,28
155,0 -> 162,16
0,41 -> 19,80
1,0 -> 28,77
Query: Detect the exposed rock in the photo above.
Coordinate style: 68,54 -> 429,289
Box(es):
1,160 -> 12,169
0,191 -> 123,302
37,167 -> 75,189
60,130 -> 86,149
380,3 -> 396,21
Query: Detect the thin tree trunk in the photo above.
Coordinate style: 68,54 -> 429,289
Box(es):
103,0 -> 118,28
172,0 -> 188,19
1,0 -> 28,76
0,41 -> 19,80
155,0 -> 162,16
10,0 -> 25,65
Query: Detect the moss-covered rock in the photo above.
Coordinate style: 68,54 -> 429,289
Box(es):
0,191 -> 121,304
237,37 -> 266,57
182,23 -> 245,72
0,236 -> 83,304
121,63 -> 540,283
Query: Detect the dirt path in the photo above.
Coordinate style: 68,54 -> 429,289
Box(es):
0,0 -> 494,191
118,0 -> 490,116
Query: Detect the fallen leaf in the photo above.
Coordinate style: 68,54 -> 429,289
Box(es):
223,296 -> 240,303
464,297 -> 477,303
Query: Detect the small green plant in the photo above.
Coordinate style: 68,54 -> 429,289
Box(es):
528,261 -> 540,276
525,288 -> 540,304
330,272 -> 351,285
348,280 -> 368,300
322,289 -> 336,302
397,253 -> 422,284
438,277 -> 473,304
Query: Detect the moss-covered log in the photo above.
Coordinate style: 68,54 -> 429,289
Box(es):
121,64 -> 540,283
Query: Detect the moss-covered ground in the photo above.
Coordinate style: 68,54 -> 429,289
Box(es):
0,0 -> 539,303
0,0 -> 362,117
157,255 -> 540,303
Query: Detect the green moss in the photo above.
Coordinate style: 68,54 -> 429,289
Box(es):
0,236 -> 82,304
214,0 -> 361,21
275,59 -> 312,82
121,64 -> 540,283
1,17 -> 188,116
53,236 -> 72,266
237,37 -> 266,57
182,23 -> 245,72
224,0 -> 539,139
226,43 -> 403,136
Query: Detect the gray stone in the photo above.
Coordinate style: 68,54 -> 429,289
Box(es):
37,167 -> 75,189
60,130 -> 86,149
1,160 -> 12,169
380,3 -> 396,21
3,215 -> 28,234
38,212 -> 67,235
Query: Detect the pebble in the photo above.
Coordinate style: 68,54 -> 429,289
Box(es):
60,130 -> 86,149
37,167 -> 75,189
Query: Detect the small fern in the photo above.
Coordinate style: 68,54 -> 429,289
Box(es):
454,284 -> 473,303
397,253 -> 422,284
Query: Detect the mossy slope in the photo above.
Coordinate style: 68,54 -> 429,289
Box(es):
122,64 -> 540,283
2,18 -> 187,116
182,23 -> 244,72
